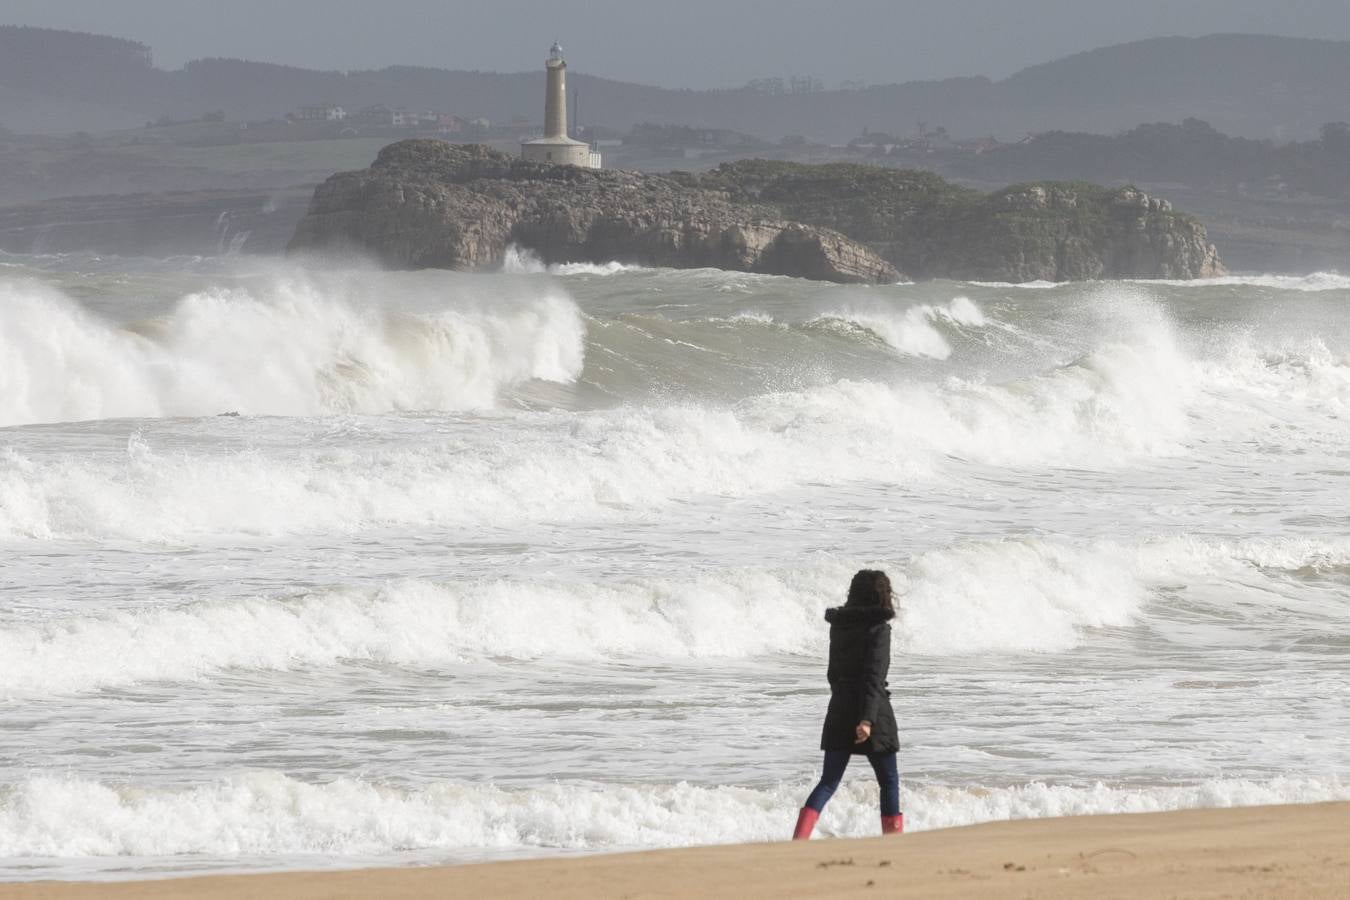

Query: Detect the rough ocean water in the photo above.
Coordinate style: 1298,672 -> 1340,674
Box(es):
0,249 -> 1348,880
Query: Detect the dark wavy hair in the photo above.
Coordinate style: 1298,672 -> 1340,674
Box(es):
846,569 -> 893,612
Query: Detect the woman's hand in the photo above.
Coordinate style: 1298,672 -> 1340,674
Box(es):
854,720 -> 872,743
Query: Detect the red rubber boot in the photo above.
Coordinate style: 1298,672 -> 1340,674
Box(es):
881,813 -> 904,835
792,807 -> 820,840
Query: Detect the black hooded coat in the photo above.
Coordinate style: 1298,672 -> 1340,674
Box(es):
819,605 -> 899,754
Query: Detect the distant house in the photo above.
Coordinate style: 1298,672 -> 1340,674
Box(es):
351,104 -> 395,127
495,116 -> 537,140
341,106 -> 457,132
297,104 -> 346,122
392,108 -> 440,128
436,114 -> 465,136
625,123 -> 768,152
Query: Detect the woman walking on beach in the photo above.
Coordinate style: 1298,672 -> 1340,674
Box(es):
792,569 -> 902,839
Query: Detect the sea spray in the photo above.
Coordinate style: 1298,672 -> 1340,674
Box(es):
813,296 -> 988,359
0,300 -> 1214,540
0,274 -> 586,426
896,539 -> 1141,655
501,244 -> 633,277
3,307 -> 1344,547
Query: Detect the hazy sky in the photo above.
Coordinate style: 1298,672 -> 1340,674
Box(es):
7,0 -> 1350,88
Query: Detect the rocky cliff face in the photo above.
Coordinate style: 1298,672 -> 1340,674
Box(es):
904,182 -> 1226,282
288,141 -> 900,284
909,182 -> 1226,281
692,161 -> 1225,281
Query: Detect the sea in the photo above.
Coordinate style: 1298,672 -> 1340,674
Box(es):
1,248 -> 1347,880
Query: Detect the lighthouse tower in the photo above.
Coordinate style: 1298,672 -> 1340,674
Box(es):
521,42 -> 601,168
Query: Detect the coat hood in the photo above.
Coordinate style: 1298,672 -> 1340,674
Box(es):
824,605 -> 895,626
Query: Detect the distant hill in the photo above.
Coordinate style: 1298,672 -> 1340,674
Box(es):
999,34 -> 1350,139
936,118 -> 1350,198
2,27 -> 1350,140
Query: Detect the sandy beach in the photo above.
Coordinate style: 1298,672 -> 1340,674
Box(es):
4,802 -> 1346,900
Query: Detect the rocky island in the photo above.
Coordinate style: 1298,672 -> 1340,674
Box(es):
288,141 -> 899,283
289,140 -> 1224,282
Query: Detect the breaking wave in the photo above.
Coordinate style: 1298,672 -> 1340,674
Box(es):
1,277 -> 1344,546
11,533 -> 1346,697
501,245 -> 635,277
0,538 -> 1149,695
977,272 -> 1350,291
2,772 -> 1344,864
813,296 -> 988,358
1140,271 -> 1350,291
0,303 -> 1207,541
0,274 -> 586,426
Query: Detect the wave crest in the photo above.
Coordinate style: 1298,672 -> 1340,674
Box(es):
0,538 -> 1158,695
2,772 -> 1344,866
500,245 -> 634,277
813,296 -> 988,359
0,274 -> 585,426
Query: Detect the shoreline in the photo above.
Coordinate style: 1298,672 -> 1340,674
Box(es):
3,802 -> 1347,899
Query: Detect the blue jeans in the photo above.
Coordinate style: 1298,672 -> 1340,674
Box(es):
803,750 -> 900,817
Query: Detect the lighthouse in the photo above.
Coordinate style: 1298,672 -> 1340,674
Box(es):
520,42 -> 601,168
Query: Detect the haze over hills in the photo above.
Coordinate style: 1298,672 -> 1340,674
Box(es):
3,25 -> 1348,274
3,26 -> 1350,140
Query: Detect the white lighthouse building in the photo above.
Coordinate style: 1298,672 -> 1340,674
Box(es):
521,42 -> 601,168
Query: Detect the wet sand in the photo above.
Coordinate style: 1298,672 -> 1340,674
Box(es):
4,802 -> 1347,899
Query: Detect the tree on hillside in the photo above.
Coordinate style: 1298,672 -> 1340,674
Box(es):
1319,122 -> 1350,158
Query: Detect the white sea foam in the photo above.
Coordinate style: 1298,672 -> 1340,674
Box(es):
2,293 -> 1342,543
814,296 -> 988,358
0,568 -> 828,694
896,539 -> 1141,655
0,275 -> 586,426
0,538 -> 1156,695
500,245 -> 634,277
1136,271 -> 1350,291
723,310 -> 778,325
13,531 -> 1342,696
2,772 -> 1344,863
967,279 -> 1064,289
0,300 -> 1287,541
1202,337 -> 1350,420
970,272 -> 1350,291
1137,534 -> 1350,575
786,297 -> 1196,464
902,777 -> 1350,831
